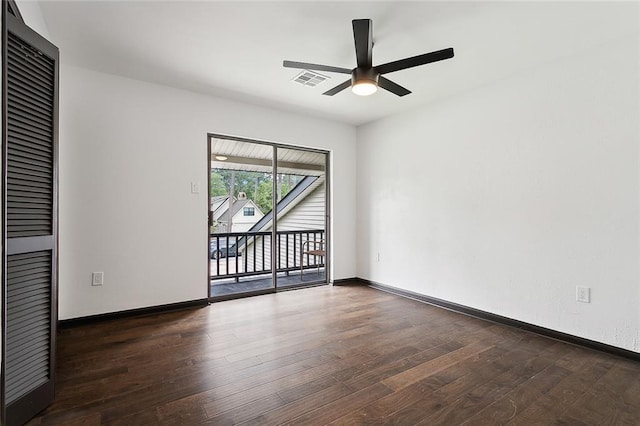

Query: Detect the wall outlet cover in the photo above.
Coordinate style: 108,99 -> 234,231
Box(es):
92,272 -> 104,286
576,286 -> 590,303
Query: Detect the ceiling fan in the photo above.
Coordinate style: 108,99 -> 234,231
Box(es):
283,19 -> 454,97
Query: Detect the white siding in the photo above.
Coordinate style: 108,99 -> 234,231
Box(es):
245,184 -> 326,272
276,185 -> 326,232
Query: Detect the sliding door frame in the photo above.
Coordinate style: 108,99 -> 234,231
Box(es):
207,133 -> 330,301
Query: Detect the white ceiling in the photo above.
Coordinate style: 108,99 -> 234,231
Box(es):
38,1 -> 637,126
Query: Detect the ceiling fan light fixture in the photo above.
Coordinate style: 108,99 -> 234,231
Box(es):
351,68 -> 379,96
352,80 -> 378,96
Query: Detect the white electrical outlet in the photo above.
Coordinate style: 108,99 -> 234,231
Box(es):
190,182 -> 200,194
92,272 -> 104,286
576,286 -> 590,303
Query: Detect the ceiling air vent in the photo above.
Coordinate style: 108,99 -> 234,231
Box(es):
292,70 -> 329,87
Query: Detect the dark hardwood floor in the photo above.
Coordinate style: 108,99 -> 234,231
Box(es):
28,284 -> 640,425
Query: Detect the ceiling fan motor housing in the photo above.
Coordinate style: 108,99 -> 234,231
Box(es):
352,68 -> 379,86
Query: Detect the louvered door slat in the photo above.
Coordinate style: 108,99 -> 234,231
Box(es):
8,106 -> 53,130
8,115 -> 53,139
7,265 -> 50,279
8,300 -> 50,323
6,73 -> 52,103
8,213 -> 52,221
6,353 -> 50,384
7,167 -> 52,181
6,131 -> 52,152
6,159 -> 52,176
5,252 -> 52,405
9,138 -> 51,153
8,171 -> 53,187
7,329 -> 49,360
7,59 -> 54,92
9,172 -> 52,185
8,104 -> 53,129
7,271 -> 50,283
7,313 -> 51,337
8,139 -> 52,156
8,152 -> 53,167
7,42 -> 55,78
7,329 -> 48,360
7,353 -> 50,382
8,198 -> 52,207
6,81 -> 53,114
7,93 -> 52,121
7,369 -> 48,403
7,179 -> 52,191
7,44 -> 54,75
8,285 -> 49,301
7,330 -> 50,353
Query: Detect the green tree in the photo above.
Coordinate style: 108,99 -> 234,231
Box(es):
211,169 -> 272,201
255,180 -> 274,213
210,172 -> 227,197
255,176 -> 292,213
211,169 -> 298,212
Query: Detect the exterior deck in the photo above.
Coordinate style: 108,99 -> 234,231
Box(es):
209,230 -> 326,298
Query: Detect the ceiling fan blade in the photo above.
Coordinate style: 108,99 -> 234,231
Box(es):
323,79 -> 352,96
283,60 -> 352,74
378,76 -> 411,97
352,19 -> 373,69
375,47 -> 454,75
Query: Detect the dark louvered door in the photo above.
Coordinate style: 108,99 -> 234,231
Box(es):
3,11 -> 59,425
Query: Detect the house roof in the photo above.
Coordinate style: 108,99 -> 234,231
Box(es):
247,175 -> 322,233
215,198 -> 263,222
228,199 -> 251,217
211,196 -> 231,218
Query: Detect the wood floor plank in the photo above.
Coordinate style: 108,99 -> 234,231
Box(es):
462,364 -> 572,424
26,284 -> 640,425
558,361 -> 640,425
246,382 -> 354,425
381,341 -> 495,391
341,340 -> 465,392
282,382 -> 394,425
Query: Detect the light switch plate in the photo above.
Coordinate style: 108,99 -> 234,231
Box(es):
190,182 -> 200,194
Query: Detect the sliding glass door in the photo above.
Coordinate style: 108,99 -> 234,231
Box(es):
208,135 -> 328,300
275,147 -> 327,288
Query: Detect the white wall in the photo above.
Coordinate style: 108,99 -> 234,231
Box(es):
16,0 -> 50,39
58,65 -> 356,319
357,33 -> 640,352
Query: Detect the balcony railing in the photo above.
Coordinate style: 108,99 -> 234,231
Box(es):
210,229 -> 325,281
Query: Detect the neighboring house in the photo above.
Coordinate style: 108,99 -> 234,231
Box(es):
210,195 -> 230,220
211,193 -> 264,233
243,177 -> 326,273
